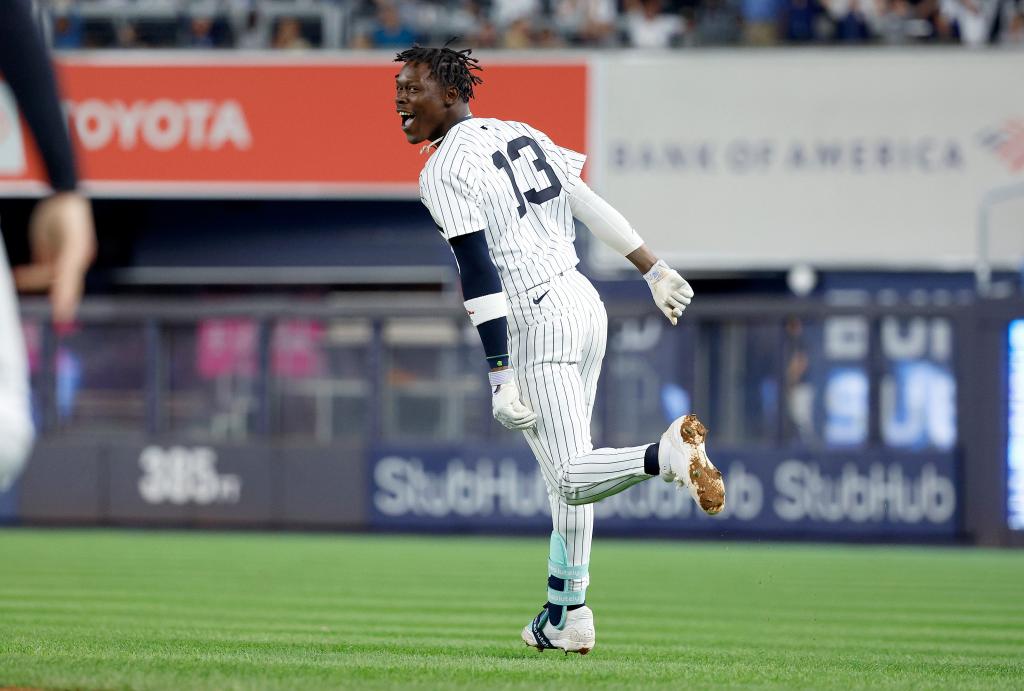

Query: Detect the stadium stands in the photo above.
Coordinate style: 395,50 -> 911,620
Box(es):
43,0 -> 1024,49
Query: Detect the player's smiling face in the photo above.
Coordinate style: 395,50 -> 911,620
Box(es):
395,62 -> 457,145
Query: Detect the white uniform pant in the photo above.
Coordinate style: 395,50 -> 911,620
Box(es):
508,269 -> 651,596
0,240 -> 34,490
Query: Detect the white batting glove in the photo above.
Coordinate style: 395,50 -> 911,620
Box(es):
643,260 -> 693,326
490,369 -> 537,430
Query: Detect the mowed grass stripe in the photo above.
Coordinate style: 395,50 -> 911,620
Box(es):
7,606 -> 1021,646
6,619 -> 1022,661
7,622 -> 1024,663
6,578 -> 1023,603
4,598 -> 1023,636
4,639 -> 1020,675
4,643 -> 1020,675
4,592 -> 1022,625
4,614 -> 1019,651
1,529 -> 1023,690
2,647 -> 1018,691
5,606 -> 1023,647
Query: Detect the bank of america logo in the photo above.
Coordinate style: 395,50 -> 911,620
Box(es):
978,118 -> 1024,173
0,84 -> 27,174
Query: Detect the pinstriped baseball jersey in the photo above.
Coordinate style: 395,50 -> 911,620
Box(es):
420,115 -> 655,608
419,118 -> 587,297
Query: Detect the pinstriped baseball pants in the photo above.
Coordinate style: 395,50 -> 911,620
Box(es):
508,269 -> 652,595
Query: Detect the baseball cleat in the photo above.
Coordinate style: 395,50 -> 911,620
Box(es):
659,414 -> 725,515
521,606 -> 596,655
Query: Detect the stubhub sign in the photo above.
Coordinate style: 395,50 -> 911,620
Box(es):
370,446 -> 958,538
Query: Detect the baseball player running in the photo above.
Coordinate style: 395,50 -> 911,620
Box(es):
0,0 -> 96,490
394,43 -> 725,655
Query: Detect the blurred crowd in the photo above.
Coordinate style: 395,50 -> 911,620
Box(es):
44,0 -> 1024,50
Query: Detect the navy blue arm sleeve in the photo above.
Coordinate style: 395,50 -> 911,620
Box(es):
448,231 -> 511,370
0,0 -> 78,191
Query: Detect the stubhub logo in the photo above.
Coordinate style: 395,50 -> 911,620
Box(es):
372,453 -> 957,528
0,84 -> 26,174
374,456 -> 550,518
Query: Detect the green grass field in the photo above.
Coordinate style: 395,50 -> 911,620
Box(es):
1,530 -> 1022,690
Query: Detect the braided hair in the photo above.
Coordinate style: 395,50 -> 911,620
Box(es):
394,40 -> 483,103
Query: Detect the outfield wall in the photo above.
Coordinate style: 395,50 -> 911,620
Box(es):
2,440 -> 957,540
2,294 -> 1019,545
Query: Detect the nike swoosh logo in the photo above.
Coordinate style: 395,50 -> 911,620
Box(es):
533,290 -> 550,305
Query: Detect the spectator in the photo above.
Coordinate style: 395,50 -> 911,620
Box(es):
51,7 -> 85,50
993,0 -> 1023,42
784,317 -> 815,444
272,16 -> 311,50
473,21 -> 501,46
937,0 -> 995,42
369,3 -> 418,47
554,0 -> 619,45
467,1 -> 501,47
502,16 -> 536,46
492,0 -> 541,27
30,0 -> 1024,49
741,0 -> 782,43
784,0 -> 825,40
695,0 -> 743,43
942,0 -> 1024,43
1010,3 -> 1024,41
625,0 -> 686,47
116,20 -> 144,48
895,0 -> 947,41
442,0 -> 489,43
236,9 -> 270,49
536,22 -> 569,45
187,15 -> 215,48
350,33 -> 374,48
864,0 -> 914,43
823,0 -> 884,41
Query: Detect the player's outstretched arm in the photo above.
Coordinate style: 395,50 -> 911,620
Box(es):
0,0 -> 96,324
568,181 -> 692,325
448,231 -> 536,431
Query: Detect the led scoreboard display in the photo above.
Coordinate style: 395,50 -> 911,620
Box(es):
1008,320 -> 1024,530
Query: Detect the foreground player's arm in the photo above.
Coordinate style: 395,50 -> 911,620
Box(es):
421,153 -> 534,431
568,181 -> 693,326
0,0 -> 95,324
449,232 -> 536,431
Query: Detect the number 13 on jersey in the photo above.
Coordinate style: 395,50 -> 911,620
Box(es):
491,135 -> 563,218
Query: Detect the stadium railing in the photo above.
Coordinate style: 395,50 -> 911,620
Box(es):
12,293 -> 1022,545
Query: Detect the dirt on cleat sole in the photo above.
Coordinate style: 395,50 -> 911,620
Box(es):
679,414 -> 725,515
